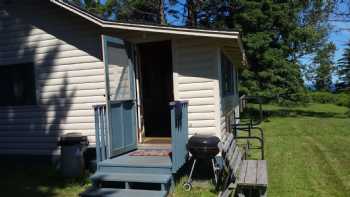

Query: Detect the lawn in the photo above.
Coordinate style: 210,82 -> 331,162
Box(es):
0,103 -> 349,197
263,103 -> 350,197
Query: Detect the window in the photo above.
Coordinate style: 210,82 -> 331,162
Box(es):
221,52 -> 235,96
0,63 -> 37,106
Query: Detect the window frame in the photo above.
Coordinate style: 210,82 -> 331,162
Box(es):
220,51 -> 235,97
0,63 -> 37,107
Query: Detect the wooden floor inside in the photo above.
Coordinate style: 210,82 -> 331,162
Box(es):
142,137 -> 171,145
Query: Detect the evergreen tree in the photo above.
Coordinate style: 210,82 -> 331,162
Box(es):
67,0 -> 166,24
313,43 -> 336,91
338,42 -> 350,87
221,1 -> 334,101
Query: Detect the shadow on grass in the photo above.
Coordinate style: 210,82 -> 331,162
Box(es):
242,107 -> 349,120
0,156 -> 89,197
173,158 -> 218,196
264,109 -> 347,118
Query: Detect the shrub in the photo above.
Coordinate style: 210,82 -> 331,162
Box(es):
308,91 -> 350,107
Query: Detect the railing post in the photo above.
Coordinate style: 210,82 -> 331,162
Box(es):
94,106 -> 101,162
170,101 -> 189,173
93,104 -> 108,163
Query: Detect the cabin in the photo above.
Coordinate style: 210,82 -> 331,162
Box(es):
0,0 -> 245,196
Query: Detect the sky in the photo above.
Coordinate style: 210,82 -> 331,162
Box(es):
330,22 -> 350,66
319,2 -> 350,85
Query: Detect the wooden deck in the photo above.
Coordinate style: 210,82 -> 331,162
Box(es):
100,150 -> 172,168
96,149 -> 173,175
82,149 -> 174,197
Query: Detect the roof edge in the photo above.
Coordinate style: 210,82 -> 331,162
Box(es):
50,0 -> 240,39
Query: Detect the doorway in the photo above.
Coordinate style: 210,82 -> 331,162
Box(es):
138,41 -> 173,139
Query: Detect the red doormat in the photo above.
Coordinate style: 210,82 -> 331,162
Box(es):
128,149 -> 171,157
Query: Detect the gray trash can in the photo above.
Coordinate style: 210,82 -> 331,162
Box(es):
59,132 -> 88,177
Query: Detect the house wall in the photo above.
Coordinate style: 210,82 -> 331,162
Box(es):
0,1 -> 103,155
218,50 -> 241,136
0,1 -> 242,155
172,38 -> 221,136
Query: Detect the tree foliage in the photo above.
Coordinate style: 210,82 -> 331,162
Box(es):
68,0 -> 166,24
313,42 -> 336,91
338,42 -> 350,87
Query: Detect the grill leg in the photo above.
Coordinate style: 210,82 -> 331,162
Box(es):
211,158 -> 218,185
188,159 -> 197,183
183,159 -> 197,191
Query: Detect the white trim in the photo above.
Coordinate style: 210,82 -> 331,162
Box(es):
214,47 -> 222,138
171,39 -> 179,101
51,0 -> 240,40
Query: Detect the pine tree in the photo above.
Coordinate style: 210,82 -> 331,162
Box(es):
217,1 -> 334,101
313,43 -> 336,91
338,42 -> 350,88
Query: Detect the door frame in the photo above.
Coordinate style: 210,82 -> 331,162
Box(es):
134,40 -> 174,142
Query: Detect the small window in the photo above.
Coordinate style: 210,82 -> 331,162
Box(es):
0,63 -> 37,106
221,52 -> 235,96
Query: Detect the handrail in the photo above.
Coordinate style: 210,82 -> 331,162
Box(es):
224,95 -> 265,159
93,104 -> 108,162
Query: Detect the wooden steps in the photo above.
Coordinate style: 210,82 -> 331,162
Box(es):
80,188 -> 168,197
91,172 -> 172,184
81,153 -> 174,197
97,154 -> 172,174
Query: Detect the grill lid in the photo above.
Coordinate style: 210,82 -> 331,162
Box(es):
187,135 -> 220,158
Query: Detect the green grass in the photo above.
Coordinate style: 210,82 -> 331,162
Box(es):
173,103 -> 350,196
0,103 -> 349,196
262,103 -> 350,197
0,158 -> 90,197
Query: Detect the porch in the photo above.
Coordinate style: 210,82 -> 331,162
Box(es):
81,101 -> 188,196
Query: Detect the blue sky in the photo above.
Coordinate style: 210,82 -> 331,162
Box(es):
330,21 -> 350,65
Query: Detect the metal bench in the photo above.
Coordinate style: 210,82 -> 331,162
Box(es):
218,133 -> 268,197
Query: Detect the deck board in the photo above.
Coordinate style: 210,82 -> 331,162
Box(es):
90,172 -> 172,183
80,187 -> 167,197
99,150 -> 172,168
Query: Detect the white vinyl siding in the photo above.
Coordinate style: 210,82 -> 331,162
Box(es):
0,1 -> 103,155
172,38 -> 221,137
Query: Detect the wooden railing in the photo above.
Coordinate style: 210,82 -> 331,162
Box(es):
93,104 -> 108,162
94,101 -> 189,170
170,101 -> 189,173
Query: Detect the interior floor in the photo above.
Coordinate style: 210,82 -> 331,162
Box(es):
142,138 -> 171,145
138,41 -> 173,139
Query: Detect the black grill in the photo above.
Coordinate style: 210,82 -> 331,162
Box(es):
187,135 -> 220,159
183,135 -> 221,191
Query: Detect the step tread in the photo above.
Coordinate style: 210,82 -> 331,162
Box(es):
80,188 -> 167,197
98,154 -> 172,168
91,172 -> 172,184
